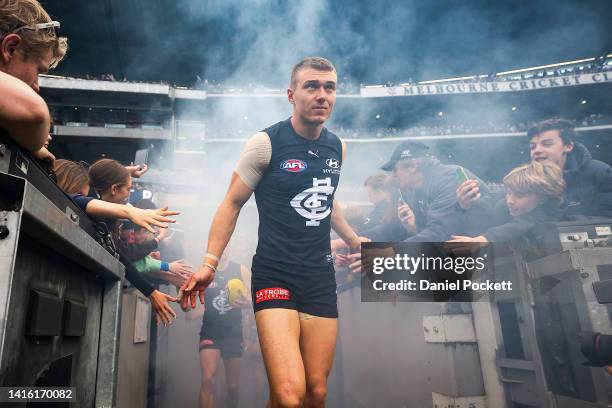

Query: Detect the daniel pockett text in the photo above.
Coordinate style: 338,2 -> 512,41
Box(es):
360,242 -> 515,302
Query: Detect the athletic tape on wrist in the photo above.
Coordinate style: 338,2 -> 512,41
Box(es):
203,262 -> 217,273
205,253 -> 220,262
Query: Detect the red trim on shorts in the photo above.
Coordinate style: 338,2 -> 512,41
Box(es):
255,287 -> 291,303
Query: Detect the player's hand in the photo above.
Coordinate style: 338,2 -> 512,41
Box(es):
179,265 -> 215,311
126,205 -> 179,233
397,203 -> 416,234
126,163 -> 148,178
149,289 -> 177,326
456,180 -> 481,210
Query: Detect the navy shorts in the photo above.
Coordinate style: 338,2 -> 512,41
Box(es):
251,261 -> 338,318
199,327 -> 243,359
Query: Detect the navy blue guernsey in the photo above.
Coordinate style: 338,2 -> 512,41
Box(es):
202,261 -> 243,335
253,118 -> 343,269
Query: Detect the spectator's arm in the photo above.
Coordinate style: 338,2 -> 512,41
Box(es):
119,238 -> 158,262
483,216 -> 536,243
0,71 -> 50,151
132,256 -> 163,274
119,252 -> 155,297
404,178 -> 463,242
83,199 -> 178,233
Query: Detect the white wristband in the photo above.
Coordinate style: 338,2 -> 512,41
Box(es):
205,253 -> 220,262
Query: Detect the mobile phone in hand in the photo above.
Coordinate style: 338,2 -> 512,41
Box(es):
456,167 -> 469,183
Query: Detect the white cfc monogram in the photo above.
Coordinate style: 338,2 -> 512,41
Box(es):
291,177 -> 335,226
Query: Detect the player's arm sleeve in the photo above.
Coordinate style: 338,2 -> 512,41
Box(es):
234,132 -> 271,190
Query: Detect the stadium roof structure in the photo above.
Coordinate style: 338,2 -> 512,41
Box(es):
43,0 -> 612,87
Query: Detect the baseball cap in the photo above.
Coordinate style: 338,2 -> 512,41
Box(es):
381,141 -> 430,171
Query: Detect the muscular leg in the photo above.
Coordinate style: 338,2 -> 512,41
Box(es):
300,317 -> 338,408
223,357 -> 241,408
199,348 -> 221,408
255,308 -> 305,408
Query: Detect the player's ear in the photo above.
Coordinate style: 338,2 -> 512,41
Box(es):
287,88 -> 295,104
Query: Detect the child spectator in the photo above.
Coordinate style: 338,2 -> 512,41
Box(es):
448,161 -> 566,244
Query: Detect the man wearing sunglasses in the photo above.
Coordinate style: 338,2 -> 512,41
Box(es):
0,0 -> 67,161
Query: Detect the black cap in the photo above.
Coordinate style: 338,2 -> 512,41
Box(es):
381,141 -> 430,171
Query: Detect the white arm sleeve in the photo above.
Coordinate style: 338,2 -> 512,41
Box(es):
234,132 -> 272,189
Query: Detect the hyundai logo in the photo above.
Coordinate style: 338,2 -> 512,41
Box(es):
325,158 -> 340,169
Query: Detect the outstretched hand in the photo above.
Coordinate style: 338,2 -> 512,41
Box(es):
126,163 -> 148,178
178,265 -> 216,311
149,289 -> 178,326
127,205 -> 180,233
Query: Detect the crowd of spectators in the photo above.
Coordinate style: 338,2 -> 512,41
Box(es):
332,114 -> 611,138
197,114 -> 611,141
2,0 -> 612,325
332,118 -> 612,291
0,0 -> 190,326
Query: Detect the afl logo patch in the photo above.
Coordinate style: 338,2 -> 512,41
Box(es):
325,158 -> 340,169
281,159 -> 307,173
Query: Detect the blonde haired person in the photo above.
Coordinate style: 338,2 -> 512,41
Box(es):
449,161 -> 566,243
0,0 -> 67,158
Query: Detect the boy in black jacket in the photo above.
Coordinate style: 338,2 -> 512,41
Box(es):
449,161 -> 565,244
458,119 -> 612,219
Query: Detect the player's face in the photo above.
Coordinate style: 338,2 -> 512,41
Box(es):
530,130 -> 573,169
288,68 -> 337,126
506,189 -> 542,217
1,37 -> 52,93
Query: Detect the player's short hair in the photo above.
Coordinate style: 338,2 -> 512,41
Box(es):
503,161 -> 565,205
526,118 -> 575,145
364,173 -> 388,191
290,57 -> 336,88
0,0 -> 68,68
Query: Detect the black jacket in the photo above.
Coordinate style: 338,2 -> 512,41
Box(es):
483,202 -> 565,242
563,142 -> 612,218
363,161 -> 481,242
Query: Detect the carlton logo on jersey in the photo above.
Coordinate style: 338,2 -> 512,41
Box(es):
212,289 -> 232,314
281,159 -> 307,173
291,177 -> 335,226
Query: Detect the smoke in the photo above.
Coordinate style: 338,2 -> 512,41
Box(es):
92,1 -> 612,406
